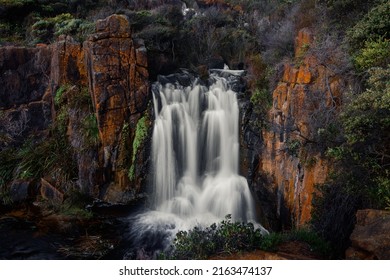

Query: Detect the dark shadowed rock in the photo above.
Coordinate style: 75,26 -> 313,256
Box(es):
346,209 -> 390,259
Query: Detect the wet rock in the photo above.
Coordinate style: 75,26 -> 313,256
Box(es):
346,209 -> 390,260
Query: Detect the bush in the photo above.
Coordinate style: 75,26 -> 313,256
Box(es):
286,139 -> 301,157
31,13 -> 94,43
353,38 -> 390,71
312,65 -> 390,256
170,215 -> 263,259
347,1 -> 390,51
169,215 -> 331,259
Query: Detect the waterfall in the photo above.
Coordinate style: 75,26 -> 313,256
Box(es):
128,71 -> 265,257
151,73 -> 255,222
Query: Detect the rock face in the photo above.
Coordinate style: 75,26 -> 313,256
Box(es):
246,29 -> 343,229
0,45 -> 52,147
346,209 -> 390,259
84,14 -> 150,203
0,15 -> 150,205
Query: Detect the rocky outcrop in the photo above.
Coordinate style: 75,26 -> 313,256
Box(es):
249,28 -> 343,228
1,14 -> 150,205
346,209 -> 390,259
84,14 -> 150,203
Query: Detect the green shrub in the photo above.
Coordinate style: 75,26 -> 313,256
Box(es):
249,80 -> 272,130
347,1 -> 390,51
0,148 -> 19,188
171,215 -> 263,259
354,38 -> 390,71
342,67 -> 390,145
170,215 -> 331,259
31,13 -> 94,43
286,139 -> 301,157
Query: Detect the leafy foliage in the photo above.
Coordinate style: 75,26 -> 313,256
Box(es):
170,215 -> 331,259
347,1 -> 390,51
170,215 -> 263,259
31,13 -> 94,43
312,66 -> 390,256
353,38 -> 390,71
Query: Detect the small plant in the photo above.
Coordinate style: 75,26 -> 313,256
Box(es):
0,188 -> 13,206
249,88 -> 272,129
128,115 -> 149,180
286,139 -> 301,157
54,84 -> 72,107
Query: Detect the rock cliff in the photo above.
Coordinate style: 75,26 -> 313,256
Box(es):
0,15 -> 150,205
247,28 -> 344,229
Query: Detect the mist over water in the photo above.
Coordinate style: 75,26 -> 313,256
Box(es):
128,71 -> 264,258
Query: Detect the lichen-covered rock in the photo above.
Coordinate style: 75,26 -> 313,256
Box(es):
84,14 -> 150,203
346,209 -> 390,260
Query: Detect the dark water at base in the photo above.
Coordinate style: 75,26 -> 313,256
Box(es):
0,204 -> 152,260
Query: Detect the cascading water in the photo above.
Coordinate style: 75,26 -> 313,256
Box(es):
128,71 -> 265,258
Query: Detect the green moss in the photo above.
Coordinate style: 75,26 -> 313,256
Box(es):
128,115 -> 149,180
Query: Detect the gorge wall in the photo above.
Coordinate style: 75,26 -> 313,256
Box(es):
0,14 -> 150,204
244,28 -> 344,229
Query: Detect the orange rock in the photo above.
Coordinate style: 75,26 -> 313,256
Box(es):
297,64 -> 311,84
258,28 -> 343,228
295,28 -> 313,57
282,63 -> 299,84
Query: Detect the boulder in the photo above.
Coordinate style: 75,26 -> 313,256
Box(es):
346,209 -> 390,259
